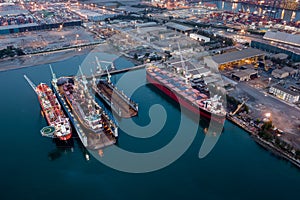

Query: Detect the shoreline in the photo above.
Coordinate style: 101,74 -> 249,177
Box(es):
0,48 -> 92,73
2,43 -> 299,170
0,43 -> 125,73
226,114 -> 300,170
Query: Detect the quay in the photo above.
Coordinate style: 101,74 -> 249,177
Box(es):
86,64 -> 147,80
226,114 -> 300,169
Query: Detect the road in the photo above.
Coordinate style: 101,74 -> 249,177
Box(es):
229,81 -> 300,136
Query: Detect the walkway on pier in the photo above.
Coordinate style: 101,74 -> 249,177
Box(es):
87,64 -> 147,79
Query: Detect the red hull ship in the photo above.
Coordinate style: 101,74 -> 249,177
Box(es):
146,65 -> 226,124
36,83 -> 72,140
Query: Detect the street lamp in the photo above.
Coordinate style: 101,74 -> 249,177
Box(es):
265,112 -> 271,118
76,34 -> 79,45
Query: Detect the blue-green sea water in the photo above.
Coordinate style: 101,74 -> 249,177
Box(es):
1,53 -> 300,200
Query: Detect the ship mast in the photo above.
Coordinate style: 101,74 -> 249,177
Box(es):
177,42 -> 188,83
105,64 -> 111,84
79,65 -> 88,91
95,56 -> 102,74
91,69 -> 96,86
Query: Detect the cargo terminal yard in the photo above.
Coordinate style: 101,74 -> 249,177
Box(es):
0,26 -> 96,53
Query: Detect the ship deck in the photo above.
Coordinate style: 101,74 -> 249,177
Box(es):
56,80 -> 117,150
94,81 -> 138,118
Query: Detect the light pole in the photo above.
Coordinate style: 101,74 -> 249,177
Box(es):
76,34 -> 79,45
264,112 -> 272,122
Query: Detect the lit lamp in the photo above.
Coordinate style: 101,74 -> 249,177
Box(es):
265,112 -> 271,121
76,34 -> 79,44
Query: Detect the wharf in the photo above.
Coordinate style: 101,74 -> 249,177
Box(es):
226,114 -> 300,169
86,64 -> 147,80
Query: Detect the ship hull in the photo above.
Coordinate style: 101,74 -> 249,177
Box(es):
51,82 -> 89,147
146,73 -> 225,124
93,81 -> 138,118
51,77 -> 117,150
36,84 -> 72,141
39,108 -> 72,141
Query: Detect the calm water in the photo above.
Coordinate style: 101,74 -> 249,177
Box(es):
1,53 -> 300,200
207,0 -> 300,22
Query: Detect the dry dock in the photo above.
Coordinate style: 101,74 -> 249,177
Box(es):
93,80 -> 138,118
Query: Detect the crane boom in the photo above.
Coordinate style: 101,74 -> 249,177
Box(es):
24,75 -> 37,94
177,42 -> 185,72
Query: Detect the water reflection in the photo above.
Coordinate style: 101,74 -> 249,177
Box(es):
48,138 -> 74,161
291,11 -> 296,21
210,0 -> 300,22
281,9 -> 285,20
232,3 -> 238,11
48,137 -> 91,161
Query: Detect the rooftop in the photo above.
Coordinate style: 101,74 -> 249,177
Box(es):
0,22 -> 38,30
210,48 -> 265,65
232,69 -> 257,78
165,22 -> 194,32
264,31 -> 300,47
271,84 -> 300,97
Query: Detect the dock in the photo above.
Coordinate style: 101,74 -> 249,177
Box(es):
86,64 -> 147,80
226,113 -> 300,169
93,79 -> 138,118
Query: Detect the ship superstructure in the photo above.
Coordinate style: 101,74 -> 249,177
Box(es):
50,67 -> 118,150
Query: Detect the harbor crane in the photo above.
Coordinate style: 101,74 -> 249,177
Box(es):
230,99 -> 247,116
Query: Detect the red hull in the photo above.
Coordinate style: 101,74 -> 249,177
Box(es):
146,74 -> 225,124
36,83 -> 72,141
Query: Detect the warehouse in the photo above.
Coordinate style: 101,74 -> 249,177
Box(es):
204,48 -> 265,70
165,22 -> 194,34
189,33 -> 210,43
231,69 -> 258,81
269,85 -> 300,103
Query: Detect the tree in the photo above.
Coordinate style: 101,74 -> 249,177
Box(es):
261,121 -> 273,131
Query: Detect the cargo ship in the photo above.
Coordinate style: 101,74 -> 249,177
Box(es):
146,65 -> 226,123
91,70 -> 138,118
24,75 -> 72,140
50,67 -> 118,150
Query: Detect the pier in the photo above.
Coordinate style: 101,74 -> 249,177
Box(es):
86,64 -> 148,80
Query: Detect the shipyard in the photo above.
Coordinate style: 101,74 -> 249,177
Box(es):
1,0 -> 300,199
0,0 -> 299,161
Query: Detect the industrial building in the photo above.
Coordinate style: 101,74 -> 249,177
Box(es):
189,33 -> 210,43
271,67 -> 298,79
135,22 -> 158,29
251,31 -> 300,61
70,9 -> 118,21
269,85 -> 300,103
203,48 -> 265,70
166,58 -> 211,79
165,22 -> 194,34
272,69 -> 289,79
263,31 -> 300,47
0,20 -> 82,35
231,69 -> 258,81
281,66 -> 298,76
